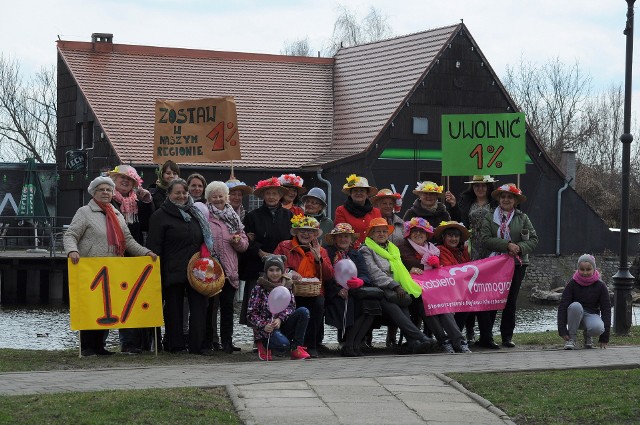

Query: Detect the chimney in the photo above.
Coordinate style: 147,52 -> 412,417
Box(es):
91,33 -> 113,43
560,149 -> 577,188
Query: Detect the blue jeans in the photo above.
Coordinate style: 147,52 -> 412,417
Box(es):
264,307 -> 310,352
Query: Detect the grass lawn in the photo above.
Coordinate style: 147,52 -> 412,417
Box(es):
449,368 -> 640,425
0,387 -> 239,425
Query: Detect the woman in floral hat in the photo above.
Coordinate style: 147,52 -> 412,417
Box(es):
334,174 -> 382,245
107,164 -> 155,354
480,183 -> 538,348
274,214 -> 334,358
239,177 -> 293,329
278,174 -> 306,216
426,220 -> 473,353
371,188 -> 404,245
403,181 -> 454,226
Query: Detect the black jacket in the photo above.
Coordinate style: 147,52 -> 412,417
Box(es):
240,204 -> 293,281
146,200 -> 204,287
557,279 -> 611,343
111,197 -> 154,246
403,199 -> 451,228
324,246 -> 371,329
148,183 -> 167,211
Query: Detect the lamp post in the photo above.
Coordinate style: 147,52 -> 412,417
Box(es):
612,0 -> 636,336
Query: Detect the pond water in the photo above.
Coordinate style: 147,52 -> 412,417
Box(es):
1,298 -> 639,350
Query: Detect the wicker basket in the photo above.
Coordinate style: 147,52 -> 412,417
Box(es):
187,252 -> 225,297
292,278 -> 322,297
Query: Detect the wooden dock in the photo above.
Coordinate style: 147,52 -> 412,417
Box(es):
0,250 -> 68,305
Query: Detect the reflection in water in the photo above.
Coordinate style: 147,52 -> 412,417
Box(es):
1,302 -> 639,350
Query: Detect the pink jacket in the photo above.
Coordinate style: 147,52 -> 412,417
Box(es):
208,216 -> 248,288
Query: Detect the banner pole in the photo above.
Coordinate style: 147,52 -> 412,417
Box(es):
517,174 -> 520,187
230,160 -> 235,179
78,331 -> 82,358
446,176 -> 450,191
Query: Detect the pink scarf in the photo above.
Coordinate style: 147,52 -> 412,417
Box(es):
407,239 -> 440,269
572,269 -> 601,287
113,190 -> 139,224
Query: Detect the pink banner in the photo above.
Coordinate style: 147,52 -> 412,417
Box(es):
413,254 -> 515,316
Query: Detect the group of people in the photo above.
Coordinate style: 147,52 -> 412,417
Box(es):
64,162 -> 610,358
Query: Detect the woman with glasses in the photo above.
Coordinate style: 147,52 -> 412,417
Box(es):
64,176 -> 157,357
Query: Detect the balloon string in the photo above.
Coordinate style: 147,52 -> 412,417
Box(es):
266,313 -> 273,362
342,297 -> 348,337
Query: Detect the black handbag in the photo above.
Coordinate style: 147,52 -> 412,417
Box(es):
350,286 -> 384,301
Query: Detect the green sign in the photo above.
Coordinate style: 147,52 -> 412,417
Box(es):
441,113 -> 526,176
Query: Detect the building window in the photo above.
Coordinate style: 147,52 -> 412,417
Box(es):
248,195 -> 263,211
412,117 -> 429,135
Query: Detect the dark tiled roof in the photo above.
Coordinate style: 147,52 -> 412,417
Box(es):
58,24 -> 460,169
322,24 -> 459,166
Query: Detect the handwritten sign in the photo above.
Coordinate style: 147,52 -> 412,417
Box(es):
153,97 -> 241,164
68,257 -> 163,330
413,254 -> 515,316
441,112 -> 525,176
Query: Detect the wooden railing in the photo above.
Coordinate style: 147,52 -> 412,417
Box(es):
0,217 -> 74,256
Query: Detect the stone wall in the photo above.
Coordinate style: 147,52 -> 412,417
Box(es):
524,254 -> 625,291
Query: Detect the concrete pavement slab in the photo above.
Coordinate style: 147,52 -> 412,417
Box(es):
327,400 -> 425,424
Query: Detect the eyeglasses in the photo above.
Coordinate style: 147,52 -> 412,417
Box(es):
95,188 -> 113,193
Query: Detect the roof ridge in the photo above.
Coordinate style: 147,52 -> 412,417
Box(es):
336,23 -> 460,53
56,40 -> 334,65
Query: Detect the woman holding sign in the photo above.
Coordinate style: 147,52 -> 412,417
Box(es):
146,178 -> 214,355
360,218 -> 437,354
64,176 -> 157,357
480,183 -> 538,348
399,219 -> 471,354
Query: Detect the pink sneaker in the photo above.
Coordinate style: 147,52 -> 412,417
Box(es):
290,346 -> 310,360
257,341 -> 272,361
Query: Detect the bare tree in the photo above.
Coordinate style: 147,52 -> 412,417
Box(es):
0,55 -> 56,163
325,6 -> 392,56
504,57 -> 592,163
281,37 -> 313,57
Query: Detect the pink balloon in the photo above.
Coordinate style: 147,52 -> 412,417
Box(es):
334,259 -> 357,289
195,202 -> 210,220
268,286 -> 291,315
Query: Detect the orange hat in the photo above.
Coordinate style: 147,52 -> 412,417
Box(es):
364,217 -> 395,238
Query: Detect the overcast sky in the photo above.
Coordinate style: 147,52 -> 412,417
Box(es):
2,0 -> 637,99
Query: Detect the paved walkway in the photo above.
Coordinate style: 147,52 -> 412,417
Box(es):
2,346 -> 639,424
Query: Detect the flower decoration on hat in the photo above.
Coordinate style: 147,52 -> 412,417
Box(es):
498,183 -> 522,195
254,177 -> 281,190
404,217 -> 434,238
291,213 -> 320,230
109,165 -> 143,187
278,174 -> 304,188
415,181 -> 443,194
331,223 -> 356,235
345,174 -> 361,188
